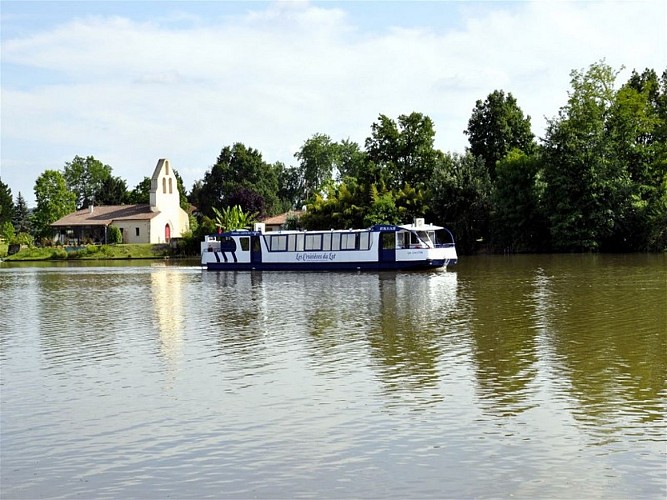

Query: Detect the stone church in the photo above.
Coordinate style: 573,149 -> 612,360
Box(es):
52,159 -> 190,244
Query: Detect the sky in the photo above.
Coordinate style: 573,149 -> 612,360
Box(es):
2,0 -> 666,207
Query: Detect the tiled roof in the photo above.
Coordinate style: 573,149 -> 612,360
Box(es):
262,210 -> 303,225
51,205 -> 159,227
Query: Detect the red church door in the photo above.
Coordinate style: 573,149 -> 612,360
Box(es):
165,224 -> 171,242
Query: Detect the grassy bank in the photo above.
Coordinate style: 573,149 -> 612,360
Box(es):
3,244 -> 172,261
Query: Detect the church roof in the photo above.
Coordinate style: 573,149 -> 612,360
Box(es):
51,204 -> 160,227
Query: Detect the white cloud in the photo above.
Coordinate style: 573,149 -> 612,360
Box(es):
1,0 -> 665,206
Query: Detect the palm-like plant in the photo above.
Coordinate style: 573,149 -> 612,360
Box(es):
212,205 -> 258,232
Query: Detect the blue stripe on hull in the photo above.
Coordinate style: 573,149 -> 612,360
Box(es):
206,259 -> 454,271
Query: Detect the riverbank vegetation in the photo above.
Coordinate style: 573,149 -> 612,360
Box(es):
2,243 -> 171,261
2,61 -> 665,255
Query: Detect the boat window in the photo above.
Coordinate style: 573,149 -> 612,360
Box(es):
220,236 -> 236,252
305,233 -> 321,250
359,231 -> 370,250
331,233 -> 341,251
252,236 -> 262,252
397,232 -> 409,249
341,233 -> 357,250
287,234 -> 296,252
295,233 -> 305,251
412,231 -> 431,248
270,235 -> 287,251
239,237 -> 250,251
322,233 -> 332,251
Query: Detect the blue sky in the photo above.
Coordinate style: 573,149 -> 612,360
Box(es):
2,0 -> 666,206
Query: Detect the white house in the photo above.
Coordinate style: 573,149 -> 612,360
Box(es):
52,159 -> 190,244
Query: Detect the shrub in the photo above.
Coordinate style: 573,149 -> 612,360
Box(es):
50,248 -> 68,259
108,225 -> 122,244
12,232 -> 34,246
1,221 -> 15,242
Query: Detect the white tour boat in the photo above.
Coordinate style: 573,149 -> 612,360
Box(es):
201,218 -> 457,271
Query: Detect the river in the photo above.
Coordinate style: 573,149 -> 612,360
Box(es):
1,254 -> 665,499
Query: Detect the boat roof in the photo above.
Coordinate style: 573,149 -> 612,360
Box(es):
206,222 -> 446,238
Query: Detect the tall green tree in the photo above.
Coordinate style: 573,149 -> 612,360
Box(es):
365,112 -> 441,189
12,192 -> 32,234
336,139 -> 367,181
172,169 -> 190,212
465,90 -> 535,179
542,61 -> 632,251
63,155 -> 112,209
294,133 -> 339,204
127,177 -> 152,204
491,149 -> 547,252
32,170 -> 76,238
197,143 -> 279,218
275,162 -> 302,211
0,179 -> 14,227
94,176 -> 128,205
606,68 -> 667,250
429,152 -> 492,254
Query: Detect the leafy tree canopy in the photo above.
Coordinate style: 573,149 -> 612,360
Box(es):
465,90 -> 535,179
127,177 -> 152,204
0,179 -> 14,227
63,155 -> 112,209
95,176 -> 128,205
542,61 -> 633,251
294,133 -> 339,205
197,143 -> 279,218
365,112 -> 440,189
32,170 -> 76,238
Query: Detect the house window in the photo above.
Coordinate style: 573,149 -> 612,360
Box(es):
136,227 -> 140,237
162,178 -> 167,193
169,178 -> 173,194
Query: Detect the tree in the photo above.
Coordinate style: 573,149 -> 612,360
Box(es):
491,149 -> 547,252
606,68 -> 667,250
0,179 -> 14,227
275,162 -> 302,211
336,139 -> 367,181
63,155 -> 112,209
542,61 -> 632,251
301,178 -> 367,230
32,170 -> 76,238
429,152 -> 492,254
94,176 -> 128,205
12,193 -> 32,234
365,112 -> 440,189
1,221 -> 14,243
127,177 -> 152,204
294,133 -> 339,204
172,169 -> 190,212
465,90 -> 535,179
197,143 -> 279,218
364,183 -> 400,226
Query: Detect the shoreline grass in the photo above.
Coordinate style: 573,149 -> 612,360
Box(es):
3,243 -> 173,261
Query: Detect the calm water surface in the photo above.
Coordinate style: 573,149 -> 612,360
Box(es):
1,255 -> 665,499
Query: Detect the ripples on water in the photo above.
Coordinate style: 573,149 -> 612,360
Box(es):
1,255 -> 665,499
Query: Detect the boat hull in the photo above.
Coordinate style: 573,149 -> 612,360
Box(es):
205,258 -> 456,272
